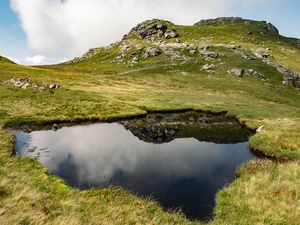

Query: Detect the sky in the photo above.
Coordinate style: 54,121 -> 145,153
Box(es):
0,0 -> 300,65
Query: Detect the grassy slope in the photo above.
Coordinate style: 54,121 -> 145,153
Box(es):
0,20 -> 299,224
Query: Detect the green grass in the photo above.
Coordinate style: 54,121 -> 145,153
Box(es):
0,19 -> 300,224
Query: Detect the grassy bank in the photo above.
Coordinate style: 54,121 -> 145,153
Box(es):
0,19 -> 300,224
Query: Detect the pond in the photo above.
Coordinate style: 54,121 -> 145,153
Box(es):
14,111 -> 257,221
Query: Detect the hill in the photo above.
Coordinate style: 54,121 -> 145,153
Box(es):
0,55 -> 15,64
52,17 -> 300,90
0,17 -> 299,224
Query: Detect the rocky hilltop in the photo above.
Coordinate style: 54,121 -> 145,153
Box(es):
194,17 -> 279,36
70,17 -> 300,90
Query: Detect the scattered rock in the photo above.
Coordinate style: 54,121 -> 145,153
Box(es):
21,83 -> 30,89
245,69 -> 266,80
49,83 -> 60,89
254,52 -> 270,59
165,30 -> 178,39
131,56 -> 139,63
39,86 -> 48,92
215,44 -> 240,50
144,47 -> 161,58
229,68 -> 244,77
3,78 -> 60,92
199,47 -> 218,60
263,59 -> 300,89
202,64 -> 216,71
189,49 -> 197,55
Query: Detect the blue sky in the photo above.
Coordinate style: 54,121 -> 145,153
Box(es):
1,0 -> 300,65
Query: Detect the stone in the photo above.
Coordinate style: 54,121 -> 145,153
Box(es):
165,30 -> 178,39
202,64 -> 216,71
202,51 -> 218,59
245,69 -> 266,80
132,56 -> 139,63
49,83 -> 60,89
145,47 -> 161,57
142,53 -> 150,59
229,68 -> 244,77
254,52 -> 270,59
52,124 -> 59,131
21,83 -> 30,89
39,86 -> 47,92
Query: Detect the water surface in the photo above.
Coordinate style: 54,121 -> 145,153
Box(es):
15,112 -> 257,221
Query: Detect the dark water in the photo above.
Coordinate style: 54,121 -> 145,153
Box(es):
15,112 -> 257,221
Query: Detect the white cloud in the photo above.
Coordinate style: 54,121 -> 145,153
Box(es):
10,0 -> 269,63
25,54 -> 47,65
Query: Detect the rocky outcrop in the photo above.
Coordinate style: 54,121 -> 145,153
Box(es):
194,17 -> 279,36
130,19 -> 179,40
246,49 -> 300,89
143,47 -> 161,58
263,60 -> 300,89
195,17 -> 246,26
3,78 -> 60,92
265,23 -> 279,36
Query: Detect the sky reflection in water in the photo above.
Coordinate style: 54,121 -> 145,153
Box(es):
16,122 -> 257,221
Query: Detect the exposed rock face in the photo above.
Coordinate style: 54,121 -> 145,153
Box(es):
130,19 -> 178,40
265,23 -> 279,36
